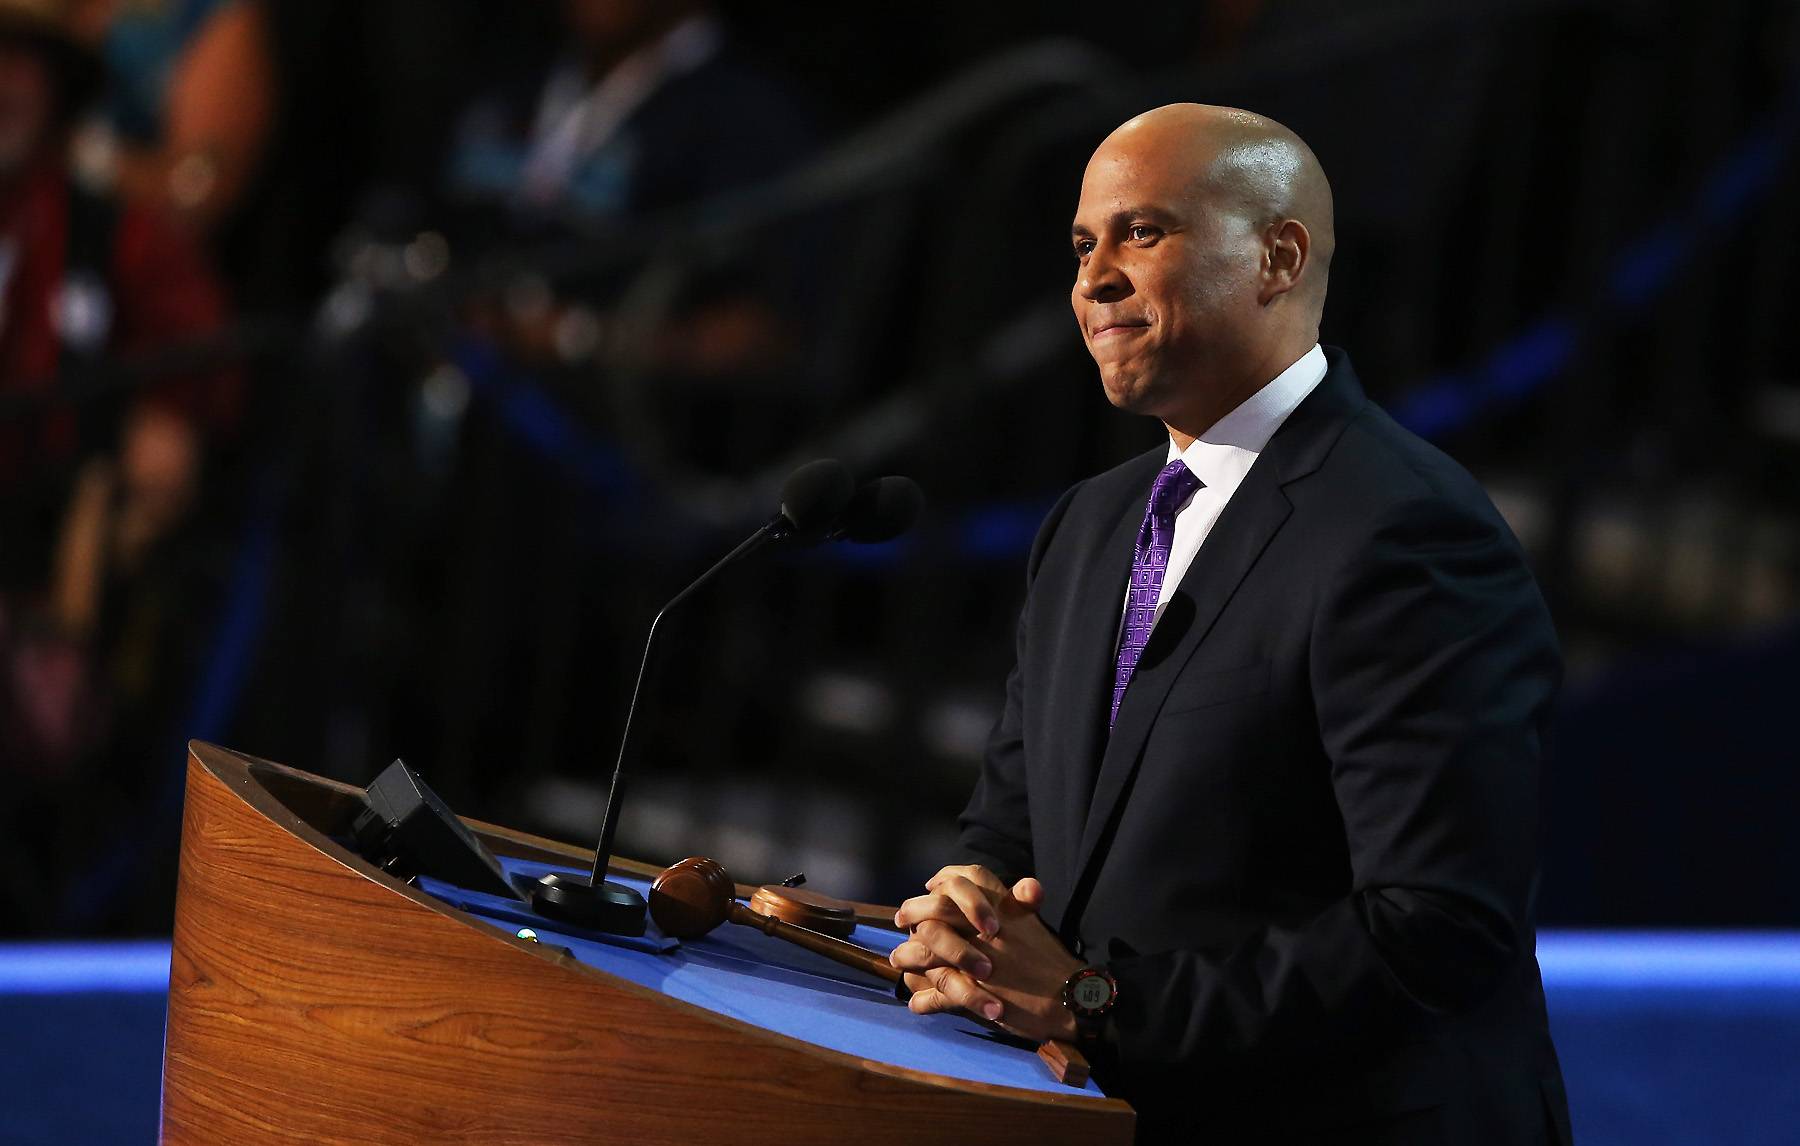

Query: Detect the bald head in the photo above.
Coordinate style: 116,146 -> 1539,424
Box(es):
1071,104 -> 1336,442
1100,104 -> 1335,307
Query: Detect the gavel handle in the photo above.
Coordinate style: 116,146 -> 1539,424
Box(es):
725,900 -> 902,984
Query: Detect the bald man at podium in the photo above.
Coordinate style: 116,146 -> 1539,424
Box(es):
890,104 -> 1572,1145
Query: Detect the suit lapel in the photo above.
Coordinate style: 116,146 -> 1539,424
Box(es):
1067,460 -> 1293,894
1061,349 -> 1369,917
1052,450 -> 1161,874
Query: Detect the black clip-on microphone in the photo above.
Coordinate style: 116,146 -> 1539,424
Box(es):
530,458 -> 860,934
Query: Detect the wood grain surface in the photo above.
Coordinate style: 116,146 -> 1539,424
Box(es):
160,743 -> 1135,1144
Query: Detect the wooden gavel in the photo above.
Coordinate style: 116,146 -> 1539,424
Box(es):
647,856 -> 1091,1087
648,857 -> 903,988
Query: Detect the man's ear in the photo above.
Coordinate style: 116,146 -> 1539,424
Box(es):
1260,218 -> 1311,305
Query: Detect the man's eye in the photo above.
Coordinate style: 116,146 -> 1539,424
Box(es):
1128,224 -> 1159,242
1073,240 -> 1094,259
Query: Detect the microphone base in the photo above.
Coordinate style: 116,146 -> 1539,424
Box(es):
530,873 -> 648,936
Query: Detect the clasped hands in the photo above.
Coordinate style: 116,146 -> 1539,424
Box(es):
889,865 -> 1083,1043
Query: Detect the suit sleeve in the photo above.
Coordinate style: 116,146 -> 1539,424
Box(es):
953,484 -> 1084,885
1102,495 -> 1560,1066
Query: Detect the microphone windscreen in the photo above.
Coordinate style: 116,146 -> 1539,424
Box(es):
779,459 -> 855,539
837,476 -> 925,543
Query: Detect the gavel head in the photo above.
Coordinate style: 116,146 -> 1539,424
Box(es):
648,856 -> 735,938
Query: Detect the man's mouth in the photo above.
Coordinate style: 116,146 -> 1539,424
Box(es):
1091,321 -> 1149,340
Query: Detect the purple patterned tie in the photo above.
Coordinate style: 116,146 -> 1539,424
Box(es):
1111,459 -> 1203,727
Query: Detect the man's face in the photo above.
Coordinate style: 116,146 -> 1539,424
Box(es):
0,42 -> 53,176
1070,134 -> 1262,419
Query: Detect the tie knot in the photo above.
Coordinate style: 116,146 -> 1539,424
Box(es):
1150,460 -> 1201,516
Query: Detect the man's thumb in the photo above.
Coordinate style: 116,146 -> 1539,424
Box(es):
1011,877 -> 1045,908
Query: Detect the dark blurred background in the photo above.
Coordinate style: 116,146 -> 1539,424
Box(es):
3,0 -> 1798,946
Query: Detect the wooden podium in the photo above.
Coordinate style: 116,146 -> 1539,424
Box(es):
161,743 -> 1135,1144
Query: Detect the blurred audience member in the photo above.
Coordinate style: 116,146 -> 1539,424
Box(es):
0,0 -> 234,826
452,0 -> 811,229
67,0 -> 272,235
446,0 -> 818,384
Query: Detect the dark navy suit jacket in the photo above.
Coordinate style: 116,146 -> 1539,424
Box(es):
958,348 -> 1572,1144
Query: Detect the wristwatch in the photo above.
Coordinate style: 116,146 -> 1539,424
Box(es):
1061,965 -> 1118,1039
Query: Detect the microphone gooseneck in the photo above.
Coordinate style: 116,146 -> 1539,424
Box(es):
595,471 -> 921,873
590,458 -> 854,882
539,460 -> 855,933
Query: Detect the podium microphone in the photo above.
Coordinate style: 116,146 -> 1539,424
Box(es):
829,475 -> 925,544
531,459 -> 856,933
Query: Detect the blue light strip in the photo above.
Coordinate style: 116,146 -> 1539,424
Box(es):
1537,932 -> 1800,989
7,934 -> 1800,995
0,942 -> 172,995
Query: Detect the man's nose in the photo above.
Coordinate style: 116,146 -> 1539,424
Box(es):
1076,246 -> 1130,302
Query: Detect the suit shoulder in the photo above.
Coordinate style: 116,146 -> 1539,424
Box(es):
1311,402 -> 1514,539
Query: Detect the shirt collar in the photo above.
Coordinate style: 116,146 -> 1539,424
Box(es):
1165,344 -> 1328,484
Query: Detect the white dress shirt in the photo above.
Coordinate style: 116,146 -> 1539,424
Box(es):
1128,344 -> 1329,629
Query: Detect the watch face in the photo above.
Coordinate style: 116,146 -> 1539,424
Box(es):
1068,968 -> 1115,1014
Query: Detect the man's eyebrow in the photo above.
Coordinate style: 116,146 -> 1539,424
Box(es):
1111,205 -> 1181,227
1071,205 -> 1181,238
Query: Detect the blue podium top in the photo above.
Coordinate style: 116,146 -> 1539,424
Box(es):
418,857 -> 1107,1098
